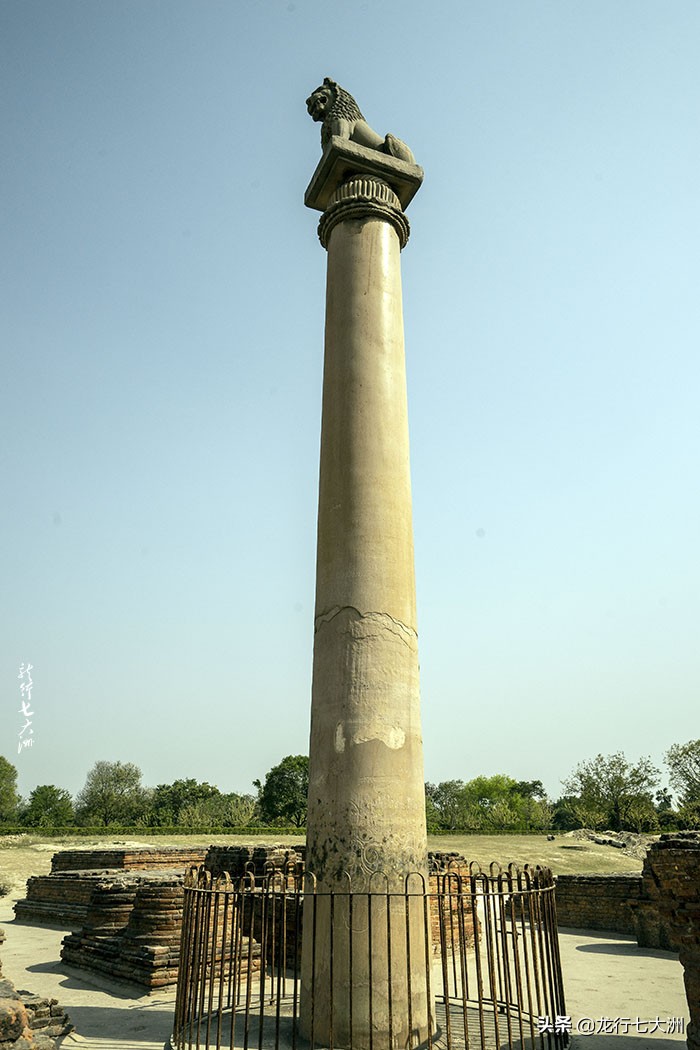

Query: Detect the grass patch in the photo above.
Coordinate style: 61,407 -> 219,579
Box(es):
0,830 -> 644,900
427,834 -> 644,875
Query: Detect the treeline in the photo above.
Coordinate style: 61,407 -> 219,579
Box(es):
427,746 -> 700,833
0,755 -> 309,831
1,742 -> 699,835
426,777 -> 552,833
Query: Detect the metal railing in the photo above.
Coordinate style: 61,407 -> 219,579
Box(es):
171,862 -> 567,1050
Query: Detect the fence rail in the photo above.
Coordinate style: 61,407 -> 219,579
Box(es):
171,862 -> 567,1050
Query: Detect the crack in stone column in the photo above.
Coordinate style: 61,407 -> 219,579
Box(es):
314,605 -> 417,647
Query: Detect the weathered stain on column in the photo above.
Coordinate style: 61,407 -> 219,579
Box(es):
301,79 -> 430,1050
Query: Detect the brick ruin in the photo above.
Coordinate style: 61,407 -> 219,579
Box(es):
60,871 -> 187,989
206,846 -> 481,969
14,846 -> 208,928
12,836 -> 699,1045
554,873 -> 642,934
205,843 -> 305,878
547,838 -> 700,1049
14,846 -> 209,992
552,868 -> 684,948
50,846 -> 207,872
13,845 -> 479,991
16,841 -> 648,995
635,833 -> 700,1050
14,870 -> 103,929
0,927 -> 72,1050
12,844 -> 305,991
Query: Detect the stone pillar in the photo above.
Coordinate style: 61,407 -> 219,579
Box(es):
301,137 -> 431,1049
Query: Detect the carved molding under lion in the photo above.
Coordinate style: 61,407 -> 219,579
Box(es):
317,175 -> 410,250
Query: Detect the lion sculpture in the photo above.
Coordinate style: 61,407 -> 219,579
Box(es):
306,78 -> 415,165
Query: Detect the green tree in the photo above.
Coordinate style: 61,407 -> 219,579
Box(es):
551,794 -> 587,831
75,761 -> 149,825
651,788 -> 680,829
21,785 -> 74,827
177,792 -> 258,829
425,776 -> 552,832
553,792 -> 608,831
0,757 -> 20,822
463,775 -> 552,830
515,795 -> 553,831
463,774 -> 519,809
664,740 -> 700,828
221,792 -> 257,826
144,779 -> 259,828
425,787 -> 442,833
425,781 -> 468,830
665,740 -> 700,822
147,779 -> 258,828
148,779 -> 221,825
255,755 -> 309,827
562,752 -> 660,832
515,780 -> 547,800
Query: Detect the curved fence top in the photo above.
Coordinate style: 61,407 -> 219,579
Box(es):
182,860 -> 556,894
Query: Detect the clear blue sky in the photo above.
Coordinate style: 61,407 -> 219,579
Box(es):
2,1 -> 698,804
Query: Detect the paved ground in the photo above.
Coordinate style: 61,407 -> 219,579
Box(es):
0,896 -> 689,1050
556,926 -> 688,1050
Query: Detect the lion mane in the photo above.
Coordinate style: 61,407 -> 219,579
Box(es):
317,79 -> 365,147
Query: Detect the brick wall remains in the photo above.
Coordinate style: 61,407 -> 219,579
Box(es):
634,840 -> 683,951
50,846 -> 207,873
638,832 -> 700,1050
204,844 -> 305,878
553,873 -> 642,934
15,872 -> 107,928
14,847 -> 208,929
60,872 -> 186,989
14,843 -> 534,994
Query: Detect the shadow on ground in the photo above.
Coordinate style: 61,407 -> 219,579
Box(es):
575,942 -> 678,959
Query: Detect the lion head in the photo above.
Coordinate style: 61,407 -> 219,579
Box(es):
306,78 -> 365,145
